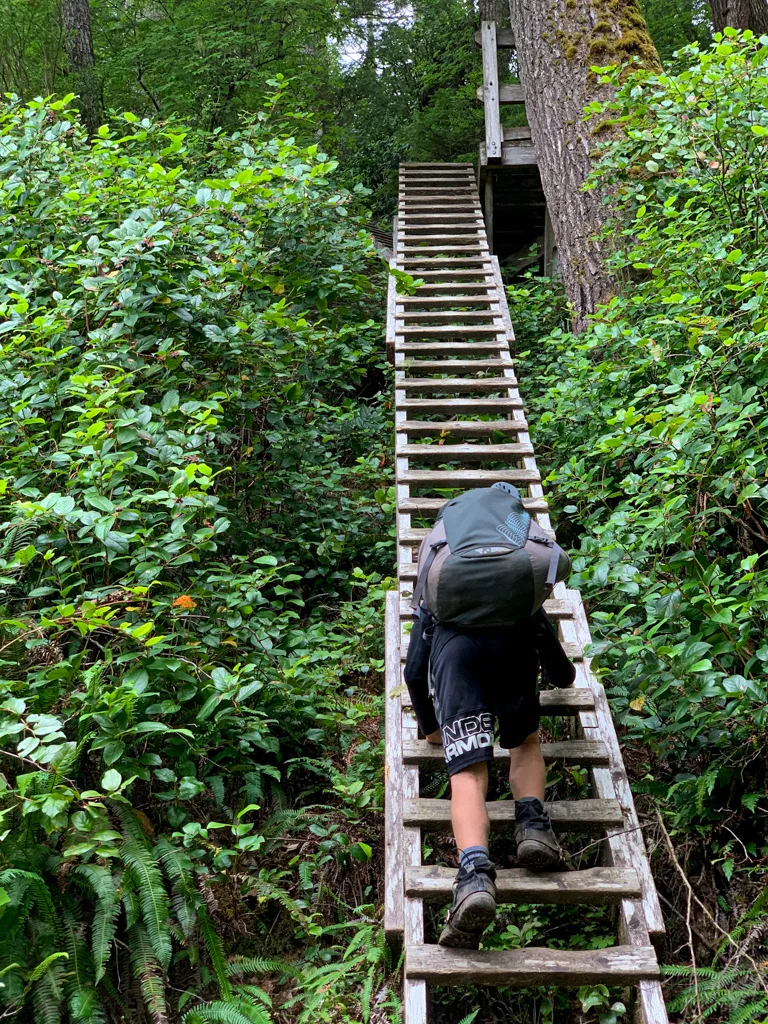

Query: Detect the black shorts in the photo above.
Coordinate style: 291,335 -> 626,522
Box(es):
430,622 -> 540,776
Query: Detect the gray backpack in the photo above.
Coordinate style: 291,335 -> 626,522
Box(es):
410,483 -> 571,628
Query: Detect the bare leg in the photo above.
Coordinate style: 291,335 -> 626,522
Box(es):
508,731 -> 546,801
450,761 -> 490,850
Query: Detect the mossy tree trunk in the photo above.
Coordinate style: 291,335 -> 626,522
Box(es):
507,0 -> 661,328
709,0 -> 768,33
60,0 -> 100,135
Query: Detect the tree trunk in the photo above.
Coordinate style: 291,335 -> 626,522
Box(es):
60,0 -> 99,134
507,0 -> 661,328
479,0 -> 508,24
709,0 -> 768,31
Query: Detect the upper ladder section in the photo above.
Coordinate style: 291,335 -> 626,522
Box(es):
384,163 -> 668,1024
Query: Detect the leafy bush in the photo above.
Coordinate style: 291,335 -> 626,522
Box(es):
512,31 -> 768,850
0,91 -> 394,1021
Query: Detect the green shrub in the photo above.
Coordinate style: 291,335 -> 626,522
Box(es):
0,91 -> 393,1021
512,32 -> 768,848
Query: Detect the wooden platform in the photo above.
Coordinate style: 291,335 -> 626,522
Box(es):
384,164 -> 668,1023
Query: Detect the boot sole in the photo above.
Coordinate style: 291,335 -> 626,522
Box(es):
517,838 -> 564,872
438,891 -> 496,949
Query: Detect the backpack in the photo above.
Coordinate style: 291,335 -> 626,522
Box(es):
410,483 -> 571,628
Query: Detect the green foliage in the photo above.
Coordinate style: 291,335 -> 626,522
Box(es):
511,24 -> 768,891
0,92 -> 393,1021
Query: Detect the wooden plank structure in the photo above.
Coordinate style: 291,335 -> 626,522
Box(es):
474,20 -> 552,271
384,164 -> 668,1023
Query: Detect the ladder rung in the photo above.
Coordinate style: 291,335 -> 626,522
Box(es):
397,311 -> 498,320
403,739 -> 607,766
398,442 -> 533,460
396,343 -> 508,354
397,296 -> 496,305
397,469 -> 540,489
403,797 -> 624,830
396,419 -> 527,434
396,493 -> 545,513
406,944 -> 659,987
402,360 -> 511,371
397,397 -> 523,412
398,377 -> 516,391
398,327 -> 503,338
400,684 -> 590,714
405,865 -> 641,904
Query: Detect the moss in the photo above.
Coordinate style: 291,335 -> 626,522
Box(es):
584,0 -> 662,78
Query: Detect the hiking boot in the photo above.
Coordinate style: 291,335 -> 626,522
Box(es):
438,859 -> 497,949
515,797 -> 564,871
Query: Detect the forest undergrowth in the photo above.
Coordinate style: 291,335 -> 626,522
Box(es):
0,87 -> 402,1024
2,18 -> 768,1024
508,33 -> 768,1024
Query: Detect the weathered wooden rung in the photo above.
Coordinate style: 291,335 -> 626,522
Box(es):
475,83 -> 525,103
397,398 -> 524,412
397,311 -> 498,321
398,442 -> 533,460
396,419 -> 528,434
397,469 -> 540,490
402,361 -> 512,373
406,865 -> 641,904
406,945 -> 660,987
396,493 -> 546,513
397,295 -> 496,305
398,377 -> 515,390
403,739 -> 608,766
396,343 -> 509,354
403,797 -> 624,830
400,684 -> 594,715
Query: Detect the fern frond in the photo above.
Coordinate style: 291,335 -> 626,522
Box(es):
32,959 -> 65,1024
155,838 -> 201,939
182,999 -> 271,1024
61,906 -> 95,1005
113,804 -> 153,846
232,985 -> 272,1008
27,951 -> 69,983
456,1012 -> 479,1024
69,986 -> 106,1023
0,869 -> 61,939
198,906 -> 232,1000
120,843 -> 171,969
226,956 -> 299,978
72,864 -> 119,982
128,924 -> 168,1024
729,997 -> 768,1024
243,879 -> 306,923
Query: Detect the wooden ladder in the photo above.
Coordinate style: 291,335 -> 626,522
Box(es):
384,163 -> 669,1023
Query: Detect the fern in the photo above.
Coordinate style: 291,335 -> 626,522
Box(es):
72,864 -> 120,983
243,878 -> 307,924
456,1012 -> 480,1024
32,959 -> 65,1024
226,956 -> 299,978
128,924 -> 168,1024
61,905 -> 97,1019
120,843 -> 172,969
198,906 -> 232,1000
155,837 -> 202,939
665,963 -> 768,1023
182,999 -> 272,1024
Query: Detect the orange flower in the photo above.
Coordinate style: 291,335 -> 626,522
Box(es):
173,595 -> 197,610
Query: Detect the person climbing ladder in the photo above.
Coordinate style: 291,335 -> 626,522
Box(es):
404,482 -> 576,949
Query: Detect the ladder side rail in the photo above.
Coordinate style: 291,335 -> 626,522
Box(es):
481,21 -> 502,163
